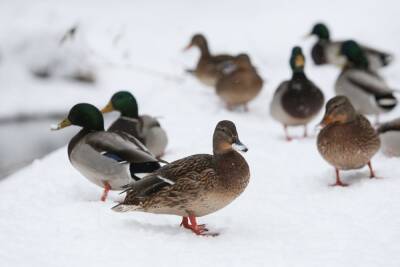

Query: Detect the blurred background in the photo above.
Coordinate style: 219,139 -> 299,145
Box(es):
0,0 -> 399,178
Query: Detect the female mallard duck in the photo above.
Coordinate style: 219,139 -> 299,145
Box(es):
184,33 -> 235,87
378,118 -> 400,157
52,103 -> 161,201
335,40 -> 397,121
308,23 -> 393,70
101,91 -> 168,158
112,120 -> 250,236
215,54 -> 263,111
317,96 -> 380,186
270,46 -> 324,141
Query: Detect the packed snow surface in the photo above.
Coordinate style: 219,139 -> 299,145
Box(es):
1,0 -> 400,266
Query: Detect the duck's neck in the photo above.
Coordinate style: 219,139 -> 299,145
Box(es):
198,42 -> 210,57
68,128 -> 93,159
291,70 -> 307,80
214,150 -> 249,189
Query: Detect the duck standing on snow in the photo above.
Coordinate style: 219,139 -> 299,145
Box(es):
317,96 -> 380,186
113,120 -> 250,236
377,118 -> 400,157
101,91 -> 168,158
307,23 -> 393,71
216,53 -> 263,111
52,103 -> 161,201
184,33 -> 235,87
335,40 -> 397,122
270,46 -> 324,140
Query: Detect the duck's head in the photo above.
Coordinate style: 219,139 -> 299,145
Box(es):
320,96 -> 357,127
101,91 -> 139,118
213,120 -> 248,154
340,40 -> 369,69
309,23 -> 330,40
184,33 -> 208,51
234,53 -> 252,69
52,103 -> 104,131
290,46 -> 305,72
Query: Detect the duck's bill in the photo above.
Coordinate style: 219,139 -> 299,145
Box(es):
302,33 -> 312,40
183,44 -> 192,51
51,118 -> 71,131
232,140 -> 248,153
100,102 -> 114,113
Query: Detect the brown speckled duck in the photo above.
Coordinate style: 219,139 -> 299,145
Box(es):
113,120 -> 250,236
317,96 -> 380,186
216,54 -> 263,111
184,33 -> 234,87
270,46 -> 324,140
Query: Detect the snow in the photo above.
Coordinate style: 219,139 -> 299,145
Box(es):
1,0 -> 400,266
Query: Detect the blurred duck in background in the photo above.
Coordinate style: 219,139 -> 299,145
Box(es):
335,40 -> 397,123
52,103 -> 161,201
270,46 -> 324,141
307,23 -> 393,71
101,91 -> 168,158
378,118 -> 400,157
184,33 -> 234,87
216,53 -> 263,111
317,96 -> 380,187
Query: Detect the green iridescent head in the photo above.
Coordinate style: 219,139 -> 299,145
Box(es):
289,46 -> 305,72
310,23 -> 330,40
52,103 -> 104,131
101,91 -> 139,118
340,40 -> 369,69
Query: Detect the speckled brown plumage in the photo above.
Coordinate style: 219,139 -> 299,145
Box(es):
317,96 -> 380,186
185,34 -> 234,87
113,120 -> 250,235
216,54 -> 263,109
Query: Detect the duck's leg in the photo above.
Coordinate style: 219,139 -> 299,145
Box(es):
331,168 -> 348,187
100,181 -> 111,201
180,217 -> 191,229
368,161 -> 376,178
303,125 -> 308,138
186,216 -> 218,236
284,125 -> 292,141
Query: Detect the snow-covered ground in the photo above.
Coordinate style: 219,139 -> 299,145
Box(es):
1,0 -> 400,266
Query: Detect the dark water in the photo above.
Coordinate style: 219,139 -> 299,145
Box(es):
0,119 -> 75,178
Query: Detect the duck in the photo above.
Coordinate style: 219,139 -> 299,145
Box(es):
101,91 -> 168,158
51,103 -> 161,201
335,40 -> 397,122
112,120 -> 250,236
270,46 -> 324,141
308,23 -> 393,71
184,33 -> 235,87
216,54 -> 263,111
317,96 -> 380,186
377,118 -> 400,157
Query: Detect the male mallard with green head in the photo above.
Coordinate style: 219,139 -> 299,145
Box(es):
317,96 -> 380,186
113,120 -> 250,236
184,33 -> 235,87
216,53 -> 263,111
101,91 -> 168,158
270,46 -> 324,141
335,40 -> 397,121
52,103 -> 161,201
308,23 -> 393,70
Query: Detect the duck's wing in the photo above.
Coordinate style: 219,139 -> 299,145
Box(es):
107,117 -> 143,143
378,118 -> 400,133
360,44 -> 393,67
86,131 -> 158,164
346,69 -> 393,96
119,154 -> 213,199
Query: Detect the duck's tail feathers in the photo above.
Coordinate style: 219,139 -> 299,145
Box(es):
129,161 -> 161,180
376,94 -> 398,111
185,69 -> 195,75
112,203 -> 139,212
381,53 -> 394,67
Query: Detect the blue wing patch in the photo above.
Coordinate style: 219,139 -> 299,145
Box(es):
101,151 -> 127,164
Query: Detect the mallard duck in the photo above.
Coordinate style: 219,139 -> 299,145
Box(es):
52,103 -> 161,201
317,96 -> 380,186
335,40 -> 397,121
378,118 -> 400,157
215,54 -> 263,111
270,46 -> 324,141
184,33 -> 235,87
101,91 -> 168,158
112,120 -> 250,236
308,23 -> 393,70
